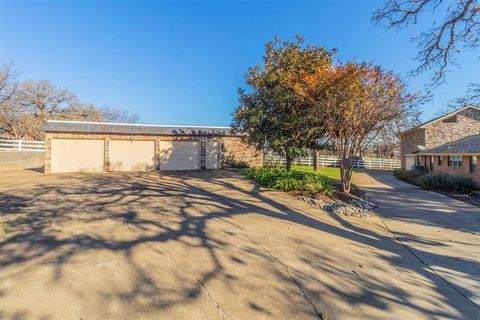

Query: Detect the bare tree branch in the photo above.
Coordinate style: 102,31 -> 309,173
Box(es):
373,0 -> 480,85
100,106 -> 139,123
0,65 -> 138,140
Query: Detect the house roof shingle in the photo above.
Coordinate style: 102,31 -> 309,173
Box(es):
420,134 -> 480,155
43,120 -> 235,136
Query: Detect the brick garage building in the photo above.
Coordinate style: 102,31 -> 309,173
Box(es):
400,106 -> 480,170
417,134 -> 480,185
43,120 -> 263,174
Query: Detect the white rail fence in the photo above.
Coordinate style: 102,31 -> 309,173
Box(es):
0,139 -> 45,152
266,154 -> 401,170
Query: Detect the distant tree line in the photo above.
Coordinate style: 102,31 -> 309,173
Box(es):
0,63 -> 139,140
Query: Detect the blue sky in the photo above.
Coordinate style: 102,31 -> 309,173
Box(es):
1,0 -> 478,126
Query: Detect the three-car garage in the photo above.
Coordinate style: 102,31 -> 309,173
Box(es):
43,120 -> 261,174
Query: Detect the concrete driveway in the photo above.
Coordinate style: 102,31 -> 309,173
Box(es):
357,170 -> 480,310
0,170 -> 478,319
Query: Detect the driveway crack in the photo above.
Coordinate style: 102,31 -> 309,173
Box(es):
241,232 -> 324,320
178,176 -> 322,318
160,246 -> 231,320
123,213 -> 231,319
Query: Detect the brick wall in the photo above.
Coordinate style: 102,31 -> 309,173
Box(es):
430,155 -> 480,185
44,132 -> 263,173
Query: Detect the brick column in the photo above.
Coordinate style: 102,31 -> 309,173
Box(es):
155,137 -> 161,170
44,134 -> 52,174
220,140 -> 225,169
104,138 -> 110,172
200,136 -> 206,169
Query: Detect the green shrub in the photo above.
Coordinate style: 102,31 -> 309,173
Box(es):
393,169 -> 422,184
273,172 -> 302,191
302,174 -> 334,195
415,173 -> 476,194
245,167 -> 285,188
243,167 -> 334,194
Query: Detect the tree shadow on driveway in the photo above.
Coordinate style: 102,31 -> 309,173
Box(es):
0,170 -> 479,319
356,169 -> 480,310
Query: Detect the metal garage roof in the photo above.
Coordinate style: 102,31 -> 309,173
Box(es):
43,120 -> 235,136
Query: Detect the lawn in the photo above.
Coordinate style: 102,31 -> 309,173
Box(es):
291,165 -> 343,181
239,164 -> 358,194
240,165 -> 348,194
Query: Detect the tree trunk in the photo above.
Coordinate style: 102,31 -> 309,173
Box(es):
285,152 -> 293,171
343,168 -> 352,194
339,159 -> 352,194
312,149 -> 319,170
12,127 -> 20,140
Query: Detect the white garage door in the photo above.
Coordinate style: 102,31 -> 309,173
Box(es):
109,140 -> 155,172
405,155 -> 415,171
206,140 -> 220,169
51,139 -> 104,173
159,140 -> 200,170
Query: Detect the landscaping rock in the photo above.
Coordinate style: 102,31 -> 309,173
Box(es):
296,194 -> 378,217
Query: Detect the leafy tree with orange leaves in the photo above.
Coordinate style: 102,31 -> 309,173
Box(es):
232,36 -> 334,170
290,62 -> 417,193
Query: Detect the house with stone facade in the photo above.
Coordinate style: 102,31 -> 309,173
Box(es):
399,105 -> 480,182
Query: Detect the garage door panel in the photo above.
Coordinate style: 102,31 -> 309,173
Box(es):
51,139 -> 104,173
109,140 -> 155,172
159,140 -> 200,170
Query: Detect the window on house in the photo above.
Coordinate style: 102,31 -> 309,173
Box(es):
470,156 -> 478,173
448,155 -> 463,168
442,115 -> 457,123
438,156 -> 443,166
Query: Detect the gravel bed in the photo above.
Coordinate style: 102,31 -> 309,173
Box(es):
297,194 -> 378,217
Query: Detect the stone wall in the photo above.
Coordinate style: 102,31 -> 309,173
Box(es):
400,129 -> 425,169
0,151 -> 45,171
424,108 -> 480,148
221,136 -> 263,168
44,132 -> 263,173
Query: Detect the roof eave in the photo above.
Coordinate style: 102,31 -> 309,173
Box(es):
420,152 -> 480,155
